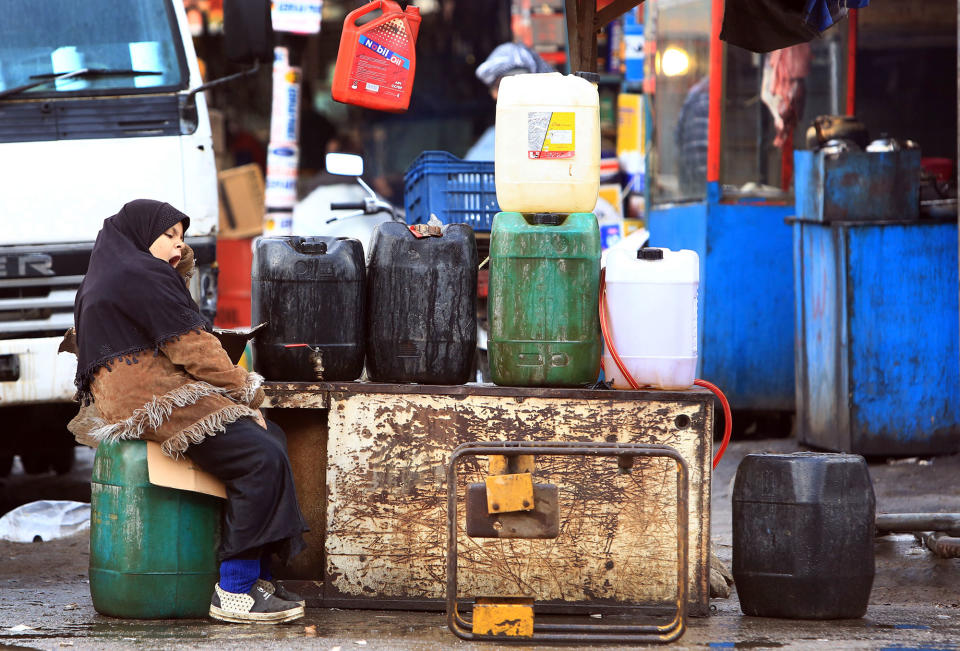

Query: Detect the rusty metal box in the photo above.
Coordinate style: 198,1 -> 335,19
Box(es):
266,383 -> 714,616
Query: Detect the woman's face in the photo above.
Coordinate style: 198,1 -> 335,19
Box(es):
148,221 -> 185,267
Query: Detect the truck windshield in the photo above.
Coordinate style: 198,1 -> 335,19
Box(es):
0,0 -> 186,97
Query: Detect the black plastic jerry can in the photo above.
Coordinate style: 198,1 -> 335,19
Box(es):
251,236 -> 366,381
365,222 -> 477,384
732,452 -> 876,619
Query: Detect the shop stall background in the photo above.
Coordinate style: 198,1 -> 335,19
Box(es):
188,0 -> 512,204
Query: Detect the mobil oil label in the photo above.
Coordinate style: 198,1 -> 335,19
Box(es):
332,0 -> 421,113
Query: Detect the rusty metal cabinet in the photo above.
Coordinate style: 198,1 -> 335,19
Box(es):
265,382 -> 714,616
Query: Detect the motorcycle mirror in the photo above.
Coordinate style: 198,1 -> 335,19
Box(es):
326,153 -> 364,177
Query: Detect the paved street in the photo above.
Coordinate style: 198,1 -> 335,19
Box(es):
1,440 -> 958,650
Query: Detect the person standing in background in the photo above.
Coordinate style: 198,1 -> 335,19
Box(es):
465,43 -> 554,161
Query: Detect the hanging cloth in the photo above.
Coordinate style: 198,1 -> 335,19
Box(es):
760,43 -> 813,147
720,0 -> 870,54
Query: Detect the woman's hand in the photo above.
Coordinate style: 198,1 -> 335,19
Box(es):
252,409 -> 267,429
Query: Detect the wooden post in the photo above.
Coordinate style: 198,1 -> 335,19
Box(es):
565,0 -> 646,74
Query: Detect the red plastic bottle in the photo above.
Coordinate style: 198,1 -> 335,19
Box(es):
331,0 -> 421,113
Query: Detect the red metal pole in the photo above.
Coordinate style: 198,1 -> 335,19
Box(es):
707,0 -> 724,183
846,9 -> 857,115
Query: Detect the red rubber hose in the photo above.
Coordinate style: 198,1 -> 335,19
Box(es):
599,268 -> 732,469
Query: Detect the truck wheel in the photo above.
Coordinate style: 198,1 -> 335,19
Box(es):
0,454 -> 12,478
51,447 -> 75,475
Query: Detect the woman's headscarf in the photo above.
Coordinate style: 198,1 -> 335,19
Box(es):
73,199 -> 208,402
475,42 -> 554,88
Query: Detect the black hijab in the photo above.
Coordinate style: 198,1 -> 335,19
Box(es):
74,199 -> 209,402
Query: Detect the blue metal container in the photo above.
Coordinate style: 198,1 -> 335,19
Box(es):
648,186 -> 795,411
792,218 -> 960,455
794,149 -> 921,222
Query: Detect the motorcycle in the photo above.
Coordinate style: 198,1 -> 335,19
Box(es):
291,153 -> 403,261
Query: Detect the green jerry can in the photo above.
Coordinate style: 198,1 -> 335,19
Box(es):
89,440 -> 222,618
488,212 -> 602,386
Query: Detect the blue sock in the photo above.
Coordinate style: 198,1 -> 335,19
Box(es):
259,555 -> 273,582
219,558 -> 260,594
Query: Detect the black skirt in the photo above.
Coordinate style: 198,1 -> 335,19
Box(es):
185,416 -> 308,564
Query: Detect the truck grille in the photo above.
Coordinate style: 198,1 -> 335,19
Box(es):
0,275 -> 83,339
0,242 -> 91,340
0,238 -> 216,340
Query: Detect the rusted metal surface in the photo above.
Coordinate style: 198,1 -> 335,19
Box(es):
466,483 -> 559,539
284,383 -> 713,614
262,383 -> 331,409
447,442 -> 689,644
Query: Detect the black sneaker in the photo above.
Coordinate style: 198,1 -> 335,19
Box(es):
256,578 -> 306,607
209,582 -> 304,624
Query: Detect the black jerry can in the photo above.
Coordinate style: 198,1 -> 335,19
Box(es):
732,452 -> 875,619
251,236 -> 365,381
365,222 -> 477,384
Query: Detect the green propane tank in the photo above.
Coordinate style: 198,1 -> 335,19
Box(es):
488,211 -> 601,386
89,440 -> 222,618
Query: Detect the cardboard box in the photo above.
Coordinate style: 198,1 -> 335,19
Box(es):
218,164 -> 265,239
616,93 -> 645,157
146,441 -> 226,498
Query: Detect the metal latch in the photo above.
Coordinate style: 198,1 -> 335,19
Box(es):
0,354 -> 20,382
483,453 -> 536,514
467,452 -> 559,539
466,482 -> 559,538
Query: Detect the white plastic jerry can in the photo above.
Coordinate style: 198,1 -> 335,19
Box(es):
494,72 -> 601,214
603,247 -> 699,390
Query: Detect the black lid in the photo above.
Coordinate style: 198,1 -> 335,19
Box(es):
530,213 -> 564,226
575,71 -> 600,84
638,247 -> 664,260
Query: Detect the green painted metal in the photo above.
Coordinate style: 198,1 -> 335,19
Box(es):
488,211 -> 601,387
89,440 -> 222,619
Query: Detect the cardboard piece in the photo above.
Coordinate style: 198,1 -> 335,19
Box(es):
146,441 -> 226,499
208,107 -> 226,154
218,164 -> 265,239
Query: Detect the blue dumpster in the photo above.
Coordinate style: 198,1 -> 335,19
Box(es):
648,184 -> 796,411
792,218 -> 960,456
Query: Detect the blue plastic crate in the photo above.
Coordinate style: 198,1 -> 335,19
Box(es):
404,151 -> 499,231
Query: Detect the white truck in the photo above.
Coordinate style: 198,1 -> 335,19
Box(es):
0,0 -> 270,475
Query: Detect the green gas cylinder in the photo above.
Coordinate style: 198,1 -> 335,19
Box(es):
488,211 -> 601,386
89,440 -> 222,619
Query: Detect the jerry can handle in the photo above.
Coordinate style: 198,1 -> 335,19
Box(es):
293,237 -> 328,255
346,0 -> 398,25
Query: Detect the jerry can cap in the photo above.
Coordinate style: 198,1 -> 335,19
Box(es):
638,247 -> 664,260
575,71 -> 600,84
529,213 -> 564,226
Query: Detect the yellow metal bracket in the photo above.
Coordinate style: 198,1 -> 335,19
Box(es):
484,473 -> 535,513
472,597 -> 535,637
